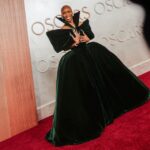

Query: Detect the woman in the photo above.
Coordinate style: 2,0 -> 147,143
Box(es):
45,5 -> 150,146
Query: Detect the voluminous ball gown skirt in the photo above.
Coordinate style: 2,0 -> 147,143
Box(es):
45,42 -> 150,146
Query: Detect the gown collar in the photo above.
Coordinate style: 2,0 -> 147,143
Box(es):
56,11 -> 80,29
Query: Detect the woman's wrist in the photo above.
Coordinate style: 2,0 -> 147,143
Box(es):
72,42 -> 79,47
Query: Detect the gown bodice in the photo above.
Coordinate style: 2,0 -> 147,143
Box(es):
46,11 -> 95,53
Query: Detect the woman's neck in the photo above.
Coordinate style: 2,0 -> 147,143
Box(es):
67,20 -> 76,28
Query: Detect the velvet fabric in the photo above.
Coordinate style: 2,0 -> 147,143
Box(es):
45,11 -> 150,146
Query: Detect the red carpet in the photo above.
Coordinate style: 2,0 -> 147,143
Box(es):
1,71 -> 150,150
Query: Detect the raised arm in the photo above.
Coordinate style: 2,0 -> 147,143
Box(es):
46,29 -> 74,53
79,19 -> 95,40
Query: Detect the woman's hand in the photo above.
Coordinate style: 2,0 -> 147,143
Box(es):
70,30 -> 80,47
80,31 -> 90,43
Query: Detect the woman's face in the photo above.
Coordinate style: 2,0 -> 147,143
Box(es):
61,7 -> 73,23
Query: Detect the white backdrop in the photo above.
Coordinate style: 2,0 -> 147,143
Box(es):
24,0 -> 150,120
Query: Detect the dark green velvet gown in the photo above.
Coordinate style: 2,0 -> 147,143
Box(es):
45,11 -> 150,146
